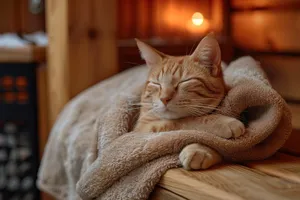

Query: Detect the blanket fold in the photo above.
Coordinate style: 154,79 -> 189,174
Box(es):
37,56 -> 292,200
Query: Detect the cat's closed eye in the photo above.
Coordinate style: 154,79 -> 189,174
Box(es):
148,81 -> 161,88
176,78 -> 203,88
179,78 -> 201,84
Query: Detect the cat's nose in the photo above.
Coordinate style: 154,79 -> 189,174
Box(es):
160,96 -> 172,106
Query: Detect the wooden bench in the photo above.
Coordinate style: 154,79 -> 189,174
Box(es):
150,153 -> 300,200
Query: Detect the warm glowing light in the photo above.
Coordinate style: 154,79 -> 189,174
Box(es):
192,12 -> 204,26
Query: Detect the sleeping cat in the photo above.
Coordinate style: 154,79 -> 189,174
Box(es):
133,33 -> 245,170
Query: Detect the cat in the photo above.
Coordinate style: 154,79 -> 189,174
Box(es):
133,33 -> 245,170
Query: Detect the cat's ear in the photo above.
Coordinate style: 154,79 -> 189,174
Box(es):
191,33 -> 221,77
135,39 -> 164,67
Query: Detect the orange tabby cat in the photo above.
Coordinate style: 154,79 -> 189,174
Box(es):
133,33 -> 245,170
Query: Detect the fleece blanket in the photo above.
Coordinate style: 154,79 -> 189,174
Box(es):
37,56 -> 292,200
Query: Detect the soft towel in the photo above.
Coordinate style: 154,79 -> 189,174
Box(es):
37,56 -> 292,200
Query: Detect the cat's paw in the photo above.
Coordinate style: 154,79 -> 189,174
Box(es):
179,144 -> 222,170
216,118 -> 245,139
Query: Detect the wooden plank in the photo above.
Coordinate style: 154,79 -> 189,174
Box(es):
0,0 -> 45,33
253,55 -> 300,100
211,0 -> 226,34
46,0 -> 69,125
231,0 -> 300,9
160,168 -> 243,200
232,10 -> 300,52
46,0 -> 118,124
150,187 -> 187,200
36,65 -> 53,200
19,0 -> 45,33
282,130 -> 300,156
68,0 -> 118,97
87,0 -> 118,97
159,166 -> 300,200
246,153 -> 300,184
0,46 -> 46,63
0,0 -> 19,33
36,64 -> 49,158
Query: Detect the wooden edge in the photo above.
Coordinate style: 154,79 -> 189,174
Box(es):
0,46 -> 46,63
36,64 -> 49,159
159,168 -> 243,200
149,186 -> 187,200
246,153 -> 300,184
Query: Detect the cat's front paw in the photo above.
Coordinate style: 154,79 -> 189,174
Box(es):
216,118 -> 245,139
179,144 -> 222,170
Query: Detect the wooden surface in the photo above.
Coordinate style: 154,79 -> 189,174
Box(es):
232,10 -> 300,52
46,0 -> 69,126
68,0 -> 118,97
117,0 -> 212,39
0,46 -> 46,63
153,153 -> 300,200
231,0 -> 300,9
46,0 -> 118,125
36,64 -> 49,158
36,64 -> 53,200
246,153 -> 300,184
150,187 -> 186,200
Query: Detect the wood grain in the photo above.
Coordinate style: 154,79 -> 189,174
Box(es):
150,187 -> 187,200
46,0 -> 69,125
232,10 -> 300,52
159,164 -> 300,200
160,168 -> 243,200
19,0 -> 45,33
253,55 -> 300,100
68,0 -> 118,97
0,0 -> 45,33
246,153 -> 300,184
36,64 -> 53,200
46,0 -> 118,124
0,46 -> 46,63
231,0 -> 300,9
36,64 -> 49,158
0,0 -> 19,33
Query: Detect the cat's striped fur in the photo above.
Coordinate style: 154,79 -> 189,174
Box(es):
134,33 -> 245,170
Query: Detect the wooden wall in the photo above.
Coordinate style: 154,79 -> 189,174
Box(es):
231,0 -> 300,155
117,0 -> 232,71
46,0 -> 118,125
0,0 -> 45,33
117,0 -> 227,40
117,0 -> 211,39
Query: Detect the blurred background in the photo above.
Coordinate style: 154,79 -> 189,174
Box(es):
0,0 -> 299,199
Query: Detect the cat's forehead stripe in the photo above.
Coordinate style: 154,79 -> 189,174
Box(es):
171,62 -> 181,78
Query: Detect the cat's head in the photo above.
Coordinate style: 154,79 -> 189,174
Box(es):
136,33 -> 226,120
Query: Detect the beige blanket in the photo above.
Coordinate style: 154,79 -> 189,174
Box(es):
37,56 -> 292,200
